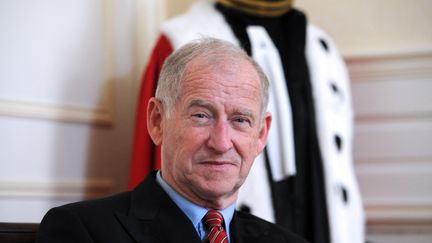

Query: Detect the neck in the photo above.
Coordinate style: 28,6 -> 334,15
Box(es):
217,0 -> 294,17
161,170 -> 238,210
200,193 -> 238,210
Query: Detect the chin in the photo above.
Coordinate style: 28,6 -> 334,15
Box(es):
206,183 -> 241,198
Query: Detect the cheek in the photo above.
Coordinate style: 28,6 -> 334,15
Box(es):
240,133 -> 258,151
169,129 -> 206,160
236,134 -> 260,161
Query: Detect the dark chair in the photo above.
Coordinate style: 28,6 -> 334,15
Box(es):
0,223 -> 39,243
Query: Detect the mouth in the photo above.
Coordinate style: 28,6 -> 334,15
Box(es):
199,160 -> 238,169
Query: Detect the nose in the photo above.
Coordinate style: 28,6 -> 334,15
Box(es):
206,120 -> 233,153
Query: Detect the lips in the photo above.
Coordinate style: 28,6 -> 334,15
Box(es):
202,160 -> 235,165
194,152 -> 241,167
199,160 -> 238,169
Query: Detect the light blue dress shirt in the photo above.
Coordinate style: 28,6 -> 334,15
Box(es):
156,171 -> 235,242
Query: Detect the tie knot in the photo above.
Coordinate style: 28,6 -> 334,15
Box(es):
204,210 -> 224,228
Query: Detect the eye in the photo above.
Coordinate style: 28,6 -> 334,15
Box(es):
192,113 -> 208,119
232,116 -> 252,127
234,117 -> 247,123
190,112 -> 212,125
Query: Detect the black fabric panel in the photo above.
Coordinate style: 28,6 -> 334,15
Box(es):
215,4 -> 330,243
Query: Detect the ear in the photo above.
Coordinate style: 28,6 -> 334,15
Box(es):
256,112 -> 272,155
147,97 -> 164,145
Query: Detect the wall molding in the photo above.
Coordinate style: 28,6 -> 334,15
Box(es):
0,0 -> 115,125
356,163 -> 432,230
0,179 -> 113,200
364,199 -> 432,226
347,50 -> 432,122
345,50 -> 432,82
0,99 -> 113,125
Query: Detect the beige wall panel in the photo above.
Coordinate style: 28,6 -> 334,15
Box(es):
163,0 -> 432,56
354,120 -> 432,160
165,0 -> 196,18
352,78 -> 432,119
295,0 -> 432,56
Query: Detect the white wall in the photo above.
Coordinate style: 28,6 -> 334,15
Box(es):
0,0 -> 147,222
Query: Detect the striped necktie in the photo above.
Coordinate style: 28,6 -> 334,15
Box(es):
203,210 -> 228,243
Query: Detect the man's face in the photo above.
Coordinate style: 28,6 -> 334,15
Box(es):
150,56 -> 271,209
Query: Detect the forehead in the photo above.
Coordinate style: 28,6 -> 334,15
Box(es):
182,55 -> 261,92
176,56 -> 262,115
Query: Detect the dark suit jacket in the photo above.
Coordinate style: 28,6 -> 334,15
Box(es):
36,173 -> 308,243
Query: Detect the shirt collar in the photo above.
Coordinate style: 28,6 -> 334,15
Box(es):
156,171 -> 236,236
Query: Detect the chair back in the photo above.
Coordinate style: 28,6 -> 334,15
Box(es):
0,223 -> 39,243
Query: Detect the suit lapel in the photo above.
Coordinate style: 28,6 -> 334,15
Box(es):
115,173 -> 203,243
230,211 -> 285,243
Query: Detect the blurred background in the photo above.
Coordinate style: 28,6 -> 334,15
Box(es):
0,0 -> 431,242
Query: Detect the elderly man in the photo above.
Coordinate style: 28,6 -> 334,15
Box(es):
36,38 -> 307,243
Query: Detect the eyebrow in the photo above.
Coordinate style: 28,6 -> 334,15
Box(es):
188,99 -> 216,112
188,99 -> 257,121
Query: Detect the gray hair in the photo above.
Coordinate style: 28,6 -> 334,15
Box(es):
155,37 -> 269,118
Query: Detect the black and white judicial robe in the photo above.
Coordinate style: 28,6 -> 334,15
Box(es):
129,1 -> 365,242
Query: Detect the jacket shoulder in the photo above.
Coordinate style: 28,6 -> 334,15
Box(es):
36,191 -> 132,243
60,191 -> 131,215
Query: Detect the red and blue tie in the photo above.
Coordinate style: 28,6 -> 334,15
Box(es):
203,210 -> 228,243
